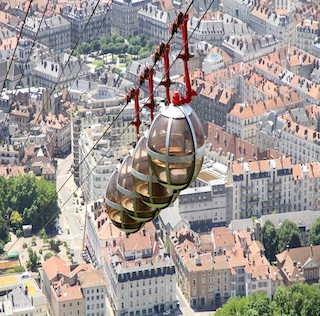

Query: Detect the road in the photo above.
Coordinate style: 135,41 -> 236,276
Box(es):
56,154 -> 85,264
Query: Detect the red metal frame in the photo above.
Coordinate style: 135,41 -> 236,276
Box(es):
171,13 -> 197,106
142,67 -> 155,121
125,11 -> 197,139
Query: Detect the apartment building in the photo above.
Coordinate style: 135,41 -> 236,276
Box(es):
111,0 -> 149,37
276,245 -> 320,286
44,113 -> 71,156
0,272 -> 47,316
187,12 -> 252,46
226,91 -> 303,145
296,19 -> 319,54
10,103 -> 34,132
0,144 -> 19,164
178,179 -> 227,233
102,222 -> 178,316
223,0 -> 255,23
256,111 -> 320,163
22,15 -> 71,52
170,229 -> 232,308
77,103 -> 140,201
311,38 -> 320,58
231,157 -> 293,220
222,35 -> 280,62
254,56 -> 320,104
231,157 -> 320,219
249,6 -> 296,45
204,122 -> 283,166
70,85 -> 132,186
226,230 -> 282,298
78,124 -> 118,202
33,53 -> 90,92
62,2 -> 111,48
41,256 -> 106,316
170,227 -> 281,308
138,3 -> 175,43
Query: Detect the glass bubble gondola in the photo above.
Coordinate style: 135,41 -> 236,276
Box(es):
132,135 -> 180,209
117,155 -> 159,222
147,99 -> 205,190
105,170 -> 144,234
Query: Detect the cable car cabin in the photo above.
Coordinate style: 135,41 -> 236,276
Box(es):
105,170 -> 144,234
117,155 -> 160,223
147,102 -> 205,190
132,136 -> 180,209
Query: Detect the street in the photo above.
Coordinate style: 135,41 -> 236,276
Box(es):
56,154 -> 85,264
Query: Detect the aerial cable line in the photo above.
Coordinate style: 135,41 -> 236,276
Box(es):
3,0 -> 215,257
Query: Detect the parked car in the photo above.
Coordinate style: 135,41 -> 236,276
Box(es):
163,310 -> 171,316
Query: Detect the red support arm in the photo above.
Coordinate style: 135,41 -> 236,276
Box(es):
127,88 -> 141,140
142,68 -> 155,122
171,13 -> 197,105
153,43 -> 171,104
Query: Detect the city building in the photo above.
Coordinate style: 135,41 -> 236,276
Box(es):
170,229 -> 232,308
256,111 -> 320,163
170,227 -> 282,309
249,6 -> 296,45
0,144 -> 19,164
62,2 -> 111,49
187,12 -> 253,46
102,222 -> 178,316
111,0 -> 149,37
33,53 -> 90,92
204,122 -> 283,165
0,272 -> 47,316
276,245 -> 320,285
230,157 -> 320,220
138,3 -> 175,43
22,15 -> 71,52
222,35 -> 280,62
226,92 -> 303,144
296,19 -> 319,54
223,0 -> 255,23
41,256 -> 106,316
44,113 -> 71,156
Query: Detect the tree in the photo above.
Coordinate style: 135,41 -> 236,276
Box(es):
10,210 -> 22,227
49,239 -> 61,253
0,216 -> 8,242
26,248 -> 40,272
277,219 -> 302,252
44,252 -> 54,260
309,217 -> 320,246
91,40 -> 100,52
0,174 -> 58,235
262,220 -> 278,261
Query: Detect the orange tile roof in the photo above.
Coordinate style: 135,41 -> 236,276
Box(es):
42,256 -> 70,281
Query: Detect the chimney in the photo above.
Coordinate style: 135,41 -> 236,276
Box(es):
296,125 -> 299,132
143,229 -> 146,237
112,239 -> 116,247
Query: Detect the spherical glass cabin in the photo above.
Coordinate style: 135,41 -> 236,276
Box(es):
117,155 -> 159,222
132,136 -> 180,209
147,103 -> 205,190
105,170 -> 144,234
